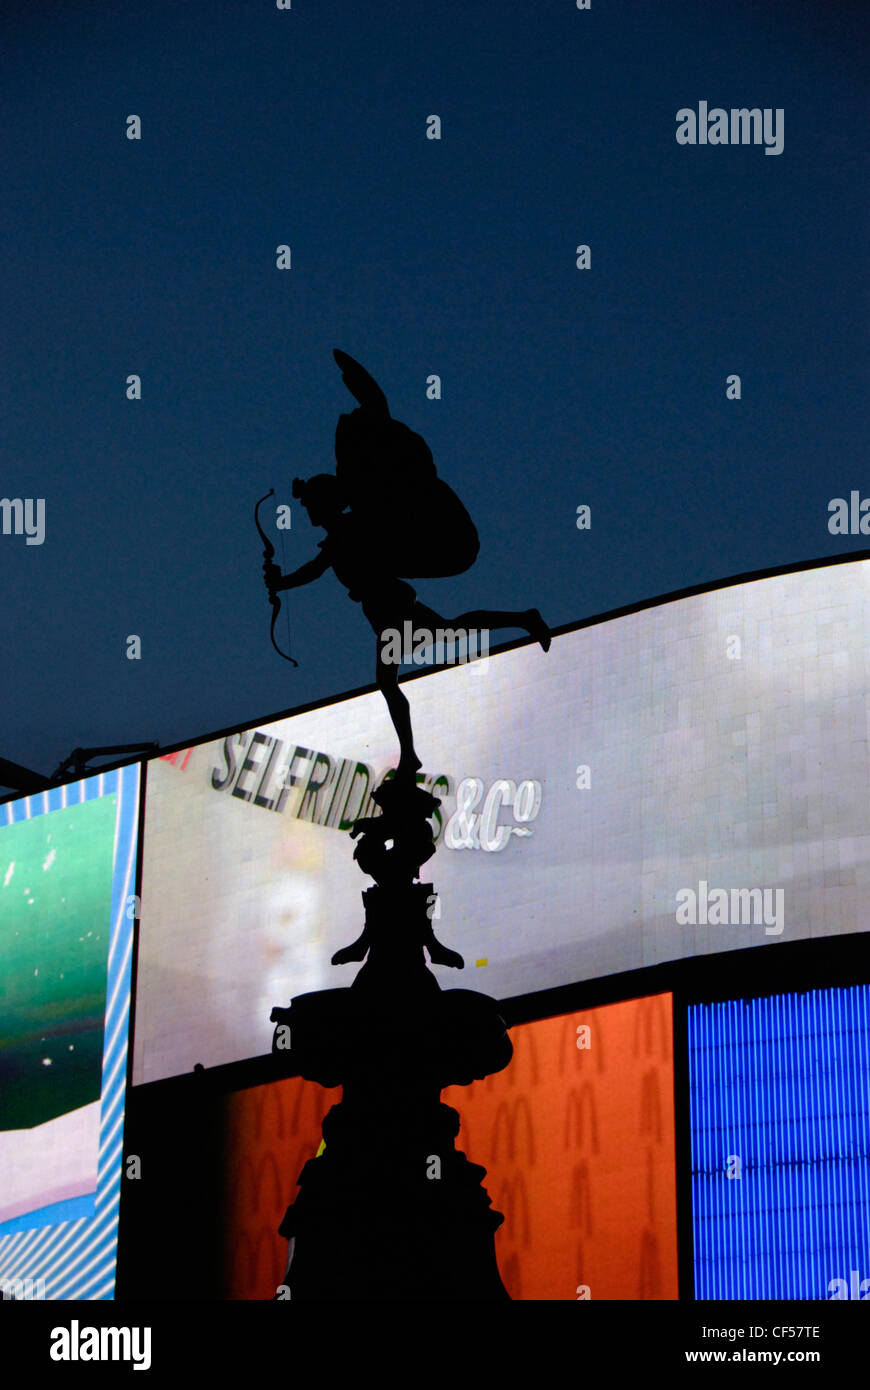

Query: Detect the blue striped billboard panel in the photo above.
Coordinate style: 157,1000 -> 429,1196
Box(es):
0,765 -> 140,1300
689,986 -> 870,1300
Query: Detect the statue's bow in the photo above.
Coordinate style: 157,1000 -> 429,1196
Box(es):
255,488 -> 298,667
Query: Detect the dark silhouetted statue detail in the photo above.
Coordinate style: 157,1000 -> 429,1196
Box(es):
264,350 -> 550,777
264,351 -> 552,1300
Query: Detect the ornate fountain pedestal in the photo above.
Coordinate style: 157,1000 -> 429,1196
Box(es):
271,869 -> 513,1300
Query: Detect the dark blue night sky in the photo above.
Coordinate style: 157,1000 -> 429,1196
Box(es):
2,0 -> 867,783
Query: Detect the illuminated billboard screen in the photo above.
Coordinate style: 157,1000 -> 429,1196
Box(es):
133,557 -> 870,1084
0,766 -> 140,1300
216,995 -> 677,1301
689,983 -> 870,1300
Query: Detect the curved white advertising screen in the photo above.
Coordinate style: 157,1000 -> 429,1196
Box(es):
132,558 -> 870,1084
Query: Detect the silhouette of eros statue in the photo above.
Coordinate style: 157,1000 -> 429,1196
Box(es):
263,350 -> 551,778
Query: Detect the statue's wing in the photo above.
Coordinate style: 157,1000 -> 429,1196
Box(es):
333,349 -> 391,418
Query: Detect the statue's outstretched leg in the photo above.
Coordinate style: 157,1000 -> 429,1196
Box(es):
413,602 -> 551,652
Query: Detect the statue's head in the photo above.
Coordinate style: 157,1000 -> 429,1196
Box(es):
292,474 -> 346,527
